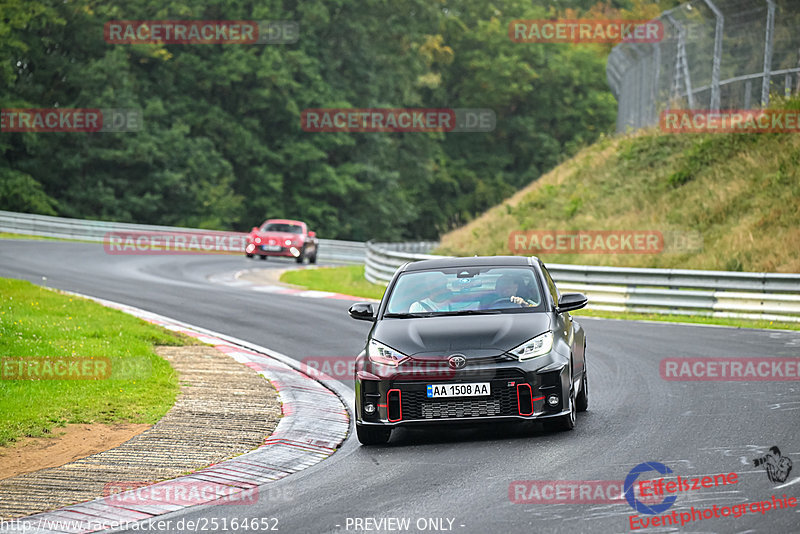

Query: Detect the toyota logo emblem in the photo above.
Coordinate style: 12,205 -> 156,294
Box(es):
448,354 -> 467,369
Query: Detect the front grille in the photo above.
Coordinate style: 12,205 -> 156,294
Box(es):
421,399 -> 502,418
401,383 -> 521,420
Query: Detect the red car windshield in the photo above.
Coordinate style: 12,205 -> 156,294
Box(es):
261,223 -> 303,234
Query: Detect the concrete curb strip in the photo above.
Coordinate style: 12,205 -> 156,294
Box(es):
1,293 -> 350,534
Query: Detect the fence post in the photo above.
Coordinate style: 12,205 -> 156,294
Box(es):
744,80 -> 752,109
665,13 -> 695,109
703,0 -> 724,111
651,41 -> 661,125
762,0 -> 776,107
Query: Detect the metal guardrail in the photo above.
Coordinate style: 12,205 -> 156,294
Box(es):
3,212 -> 798,322
0,210 -> 365,264
364,242 -> 800,322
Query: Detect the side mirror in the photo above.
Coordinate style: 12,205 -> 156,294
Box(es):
556,293 -> 588,314
308,231 -> 316,238
251,227 -> 259,233
348,302 -> 375,321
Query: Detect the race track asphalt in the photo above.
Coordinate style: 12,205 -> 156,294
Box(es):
1,239 -> 798,534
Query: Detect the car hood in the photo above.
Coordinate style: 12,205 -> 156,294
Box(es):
372,313 -> 551,357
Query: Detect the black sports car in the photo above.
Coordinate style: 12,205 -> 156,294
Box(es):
348,256 -> 589,445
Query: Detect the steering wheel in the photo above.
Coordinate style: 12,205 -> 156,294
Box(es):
487,297 -> 523,308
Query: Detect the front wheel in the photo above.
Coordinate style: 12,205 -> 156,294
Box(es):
295,248 -> 305,264
356,423 -> 391,445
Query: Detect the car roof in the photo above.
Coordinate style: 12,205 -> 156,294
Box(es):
402,255 -> 539,272
262,219 -> 305,226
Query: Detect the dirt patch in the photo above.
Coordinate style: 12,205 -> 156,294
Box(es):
0,423 -> 151,480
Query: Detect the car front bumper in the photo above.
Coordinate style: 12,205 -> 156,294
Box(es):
247,244 -> 303,257
355,353 -> 573,426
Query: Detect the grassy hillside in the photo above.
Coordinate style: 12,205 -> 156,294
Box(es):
438,106 -> 800,273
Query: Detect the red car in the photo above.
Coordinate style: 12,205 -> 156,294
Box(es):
245,219 -> 318,263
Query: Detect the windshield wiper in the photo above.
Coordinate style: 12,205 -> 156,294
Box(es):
429,309 -> 502,317
383,312 -> 431,318
384,309 -> 503,319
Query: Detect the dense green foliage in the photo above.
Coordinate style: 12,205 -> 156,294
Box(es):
1,0 -> 668,239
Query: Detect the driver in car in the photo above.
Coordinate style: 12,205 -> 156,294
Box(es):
494,275 -> 538,308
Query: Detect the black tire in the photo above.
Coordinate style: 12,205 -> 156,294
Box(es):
259,255 -> 267,260
576,369 -> 589,412
308,251 -> 317,264
246,253 -> 254,258
356,423 -> 391,445
546,388 -> 576,432
295,248 -> 305,263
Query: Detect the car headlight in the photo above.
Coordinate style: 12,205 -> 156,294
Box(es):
285,239 -> 292,246
367,340 -> 408,367
510,332 -> 554,361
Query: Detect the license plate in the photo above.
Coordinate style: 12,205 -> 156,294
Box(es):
426,382 -> 490,398
261,245 -> 281,251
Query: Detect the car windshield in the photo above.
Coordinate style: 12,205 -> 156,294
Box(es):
262,223 -> 303,234
384,267 -> 544,316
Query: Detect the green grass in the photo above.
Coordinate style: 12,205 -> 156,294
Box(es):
0,232 -> 66,241
0,277 -> 187,447
280,265 -> 385,300
572,308 -> 800,331
0,232 -> 89,244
